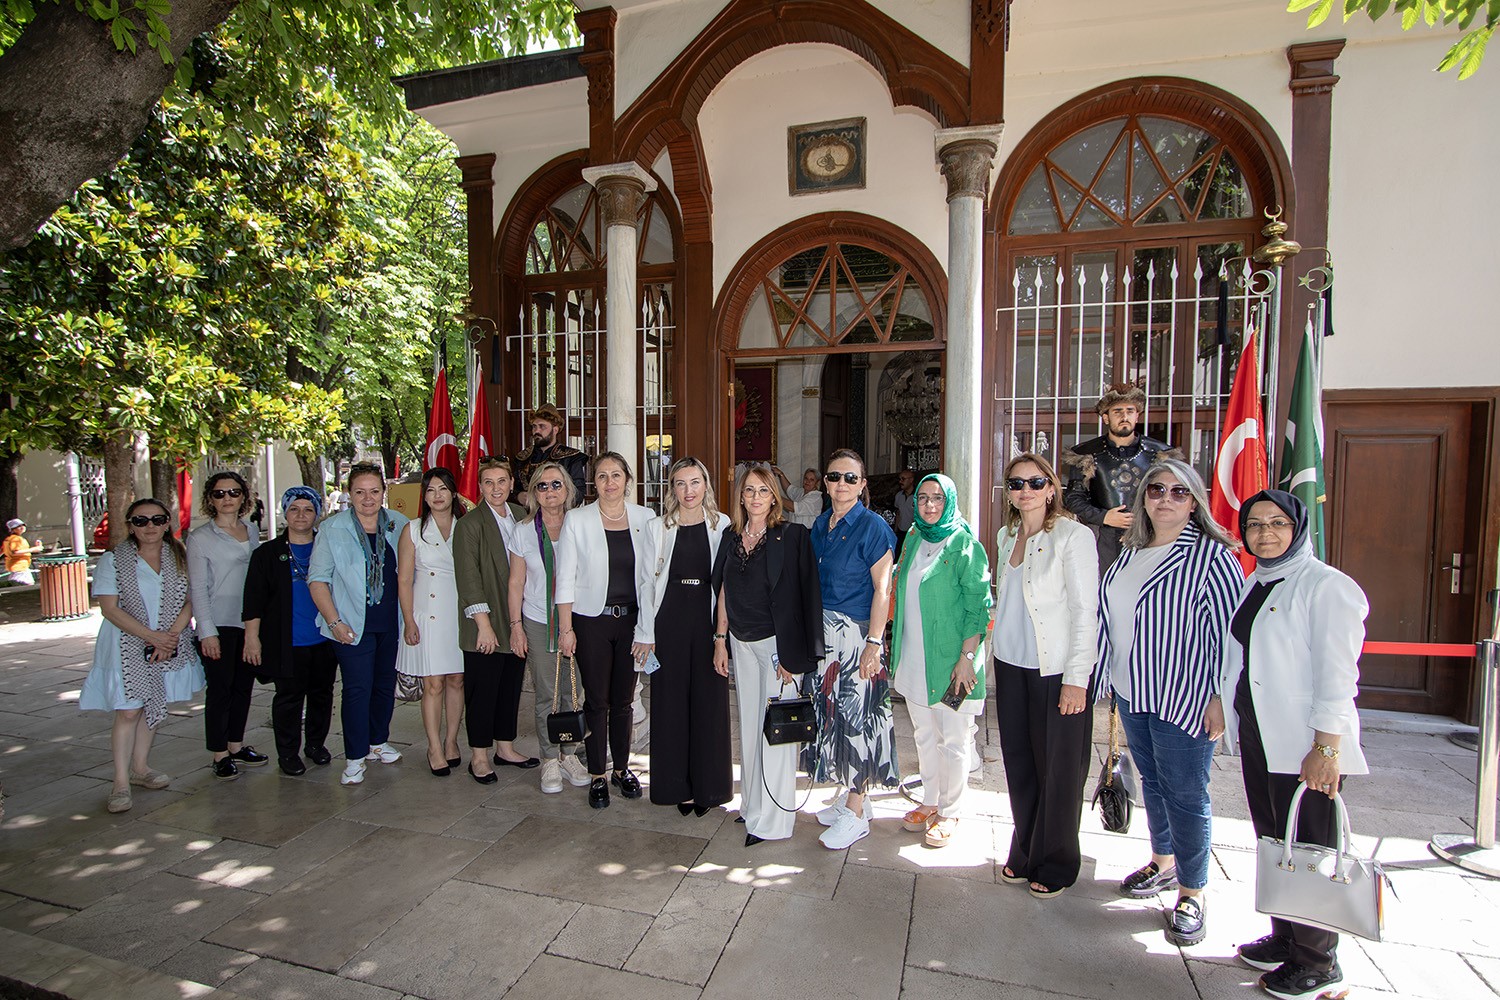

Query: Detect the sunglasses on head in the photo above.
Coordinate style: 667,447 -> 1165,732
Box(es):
210,488 -> 243,499
1145,482 -> 1193,502
129,514 -> 170,527
1006,476 -> 1050,492
533,480 -> 565,492
824,471 -> 861,484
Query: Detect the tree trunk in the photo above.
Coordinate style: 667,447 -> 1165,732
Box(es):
0,448 -> 19,528
294,451 -> 322,490
101,431 -> 137,548
0,0 -> 241,250
148,449 -> 180,528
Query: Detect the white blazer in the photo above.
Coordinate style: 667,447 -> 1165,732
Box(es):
1219,556 -> 1370,776
553,502 -> 654,618
635,513 -> 728,644
993,517 -> 1100,687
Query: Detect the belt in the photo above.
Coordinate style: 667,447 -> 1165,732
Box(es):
673,578 -> 703,586
600,604 -> 637,618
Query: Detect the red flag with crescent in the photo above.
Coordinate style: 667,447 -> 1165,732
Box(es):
424,366 -> 462,476
458,377 -> 490,504
1209,330 -> 1269,575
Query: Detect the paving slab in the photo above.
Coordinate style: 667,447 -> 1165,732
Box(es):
1365,939 -> 1500,998
0,819 -> 218,908
225,956 -> 403,1000
547,902 -> 653,968
689,809 -> 846,899
848,809 -> 999,883
144,764 -> 379,846
340,878 -> 576,1000
208,826 -> 485,972
901,966 -> 1095,999
38,957 -> 219,1000
0,924 -> 84,984
501,952 -> 700,1000
0,738 -> 112,795
154,940 -> 259,987
440,804 -> 527,843
0,893 -> 75,936
458,813 -> 702,915
624,874 -> 752,986
336,769 -> 506,834
167,817 -> 375,895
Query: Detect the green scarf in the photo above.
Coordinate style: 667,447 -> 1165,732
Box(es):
910,473 -> 970,544
534,512 -> 559,653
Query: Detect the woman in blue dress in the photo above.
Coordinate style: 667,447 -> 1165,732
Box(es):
79,498 -> 205,813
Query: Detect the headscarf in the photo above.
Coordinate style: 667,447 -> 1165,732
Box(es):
910,473 -> 970,544
1239,488 -> 1311,579
280,485 -> 323,518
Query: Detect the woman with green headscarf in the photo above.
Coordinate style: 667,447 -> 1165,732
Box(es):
889,472 -> 993,848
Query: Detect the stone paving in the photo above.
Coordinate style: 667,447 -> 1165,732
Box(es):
0,612 -> 1497,999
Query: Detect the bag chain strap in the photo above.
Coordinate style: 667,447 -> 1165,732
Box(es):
1104,695 -> 1120,789
552,648 -> 579,713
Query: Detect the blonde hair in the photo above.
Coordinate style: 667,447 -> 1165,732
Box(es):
1001,453 -> 1071,532
1120,457 -> 1237,550
730,464 -> 786,534
523,461 -> 577,516
663,457 -> 721,529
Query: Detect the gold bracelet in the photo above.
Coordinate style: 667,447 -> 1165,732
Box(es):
1311,742 -> 1340,760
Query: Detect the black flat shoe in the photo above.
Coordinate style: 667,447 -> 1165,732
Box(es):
430,763 -> 452,777
278,757 -> 306,776
677,803 -> 694,816
229,746 -> 269,766
467,764 -> 498,785
306,745 -> 333,766
735,816 -> 746,824
212,758 -> 239,780
1120,861 -> 1178,899
611,768 -> 642,799
494,754 -> 541,769
694,805 -> 711,818
589,777 -> 610,809
745,834 -> 764,847
446,756 -> 462,768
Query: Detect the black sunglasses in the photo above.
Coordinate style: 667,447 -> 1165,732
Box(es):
824,471 -> 861,484
1006,476 -> 1050,492
1144,482 -> 1193,502
533,481 -> 565,492
129,514 -> 170,527
210,488 -> 244,499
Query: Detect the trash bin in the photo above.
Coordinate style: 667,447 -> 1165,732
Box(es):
36,555 -> 91,621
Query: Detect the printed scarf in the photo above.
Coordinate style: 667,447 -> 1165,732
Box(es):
115,544 -> 194,729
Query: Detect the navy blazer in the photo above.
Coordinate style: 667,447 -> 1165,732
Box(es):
711,522 -> 825,673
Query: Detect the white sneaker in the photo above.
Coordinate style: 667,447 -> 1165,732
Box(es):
340,759 -> 366,785
816,790 -> 849,827
819,809 -> 870,850
558,754 -> 591,787
540,759 -> 564,794
365,743 -> 402,764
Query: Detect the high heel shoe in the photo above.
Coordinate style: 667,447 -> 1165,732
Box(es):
467,763 -> 498,785
446,756 -> 461,768
677,803 -> 694,816
694,805 -> 711,818
430,762 -> 451,777
744,833 -> 764,847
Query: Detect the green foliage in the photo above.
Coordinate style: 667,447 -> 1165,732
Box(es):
1289,0 -> 1497,78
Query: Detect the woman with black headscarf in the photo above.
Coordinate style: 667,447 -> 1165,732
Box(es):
1206,489 -> 1369,1000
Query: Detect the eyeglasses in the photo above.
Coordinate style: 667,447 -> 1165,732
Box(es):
915,495 -> 945,507
824,471 -> 861,484
128,514 -> 170,527
533,481 -> 565,492
1006,476 -> 1049,492
1245,518 -> 1295,532
1144,483 -> 1193,503
742,485 -> 774,498
210,488 -> 243,500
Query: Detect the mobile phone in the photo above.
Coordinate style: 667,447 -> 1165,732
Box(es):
940,676 -> 968,711
142,644 -> 156,658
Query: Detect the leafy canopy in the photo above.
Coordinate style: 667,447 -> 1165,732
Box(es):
1289,0 -> 1497,78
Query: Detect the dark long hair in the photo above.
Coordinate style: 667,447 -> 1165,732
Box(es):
122,497 -> 187,572
201,470 -> 252,518
418,467 -> 464,533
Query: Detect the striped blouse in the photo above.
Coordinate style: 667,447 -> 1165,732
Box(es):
1095,520 -> 1243,734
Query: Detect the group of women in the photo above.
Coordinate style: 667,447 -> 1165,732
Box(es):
78,443 -> 1366,1000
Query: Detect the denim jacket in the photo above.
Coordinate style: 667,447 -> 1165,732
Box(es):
307,508 -> 409,642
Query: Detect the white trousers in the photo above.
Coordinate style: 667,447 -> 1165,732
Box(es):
906,698 -> 972,818
731,634 -> 798,840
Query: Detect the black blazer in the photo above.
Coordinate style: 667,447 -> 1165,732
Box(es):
241,533 -> 321,679
711,522 -> 825,673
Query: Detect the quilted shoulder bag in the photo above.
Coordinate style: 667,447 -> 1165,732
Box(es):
546,651 -> 587,745
763,681 -> 816,746
1091,699 -> 1132,834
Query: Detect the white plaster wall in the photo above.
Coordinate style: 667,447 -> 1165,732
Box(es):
698,44 -> 950,298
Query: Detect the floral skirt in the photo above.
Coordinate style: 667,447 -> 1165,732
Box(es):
802,610 -> 900,790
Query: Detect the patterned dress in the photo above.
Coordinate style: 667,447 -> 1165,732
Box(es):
802,609 -> 900,790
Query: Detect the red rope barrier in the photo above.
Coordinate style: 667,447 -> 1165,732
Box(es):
1362,640 -> 1478,658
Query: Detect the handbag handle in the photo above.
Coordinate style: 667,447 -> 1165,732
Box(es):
1102,695 -> 1121,789
552,648 -> 579,714
1280,782 -> 1356,881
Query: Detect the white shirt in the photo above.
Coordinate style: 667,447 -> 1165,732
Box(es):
992,556 -> 1041,669
1105,543 -> 1174,703
510,515 -> 565,624
487,502 -> 518,549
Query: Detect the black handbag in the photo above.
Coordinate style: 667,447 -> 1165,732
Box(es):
1092,700 -> 1133,834
762,680 -> 816,746
546,651 -> 587,745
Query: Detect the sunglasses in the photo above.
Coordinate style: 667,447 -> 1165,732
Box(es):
210,488 -> 244,499
1006,476 -> 1050,492
1144,483 -> 1193,502
129,514 -> 170,527
824,471 -> 861,484
533,481 -> 565,492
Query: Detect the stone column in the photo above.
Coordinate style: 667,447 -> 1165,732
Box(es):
582,162 -> 657,491
935,126 -> 1003,525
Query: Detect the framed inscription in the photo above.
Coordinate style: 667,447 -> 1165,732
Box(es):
788,117 -> 866,195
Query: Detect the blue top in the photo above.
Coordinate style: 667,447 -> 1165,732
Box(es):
365,531 -> 400,633
289,541 -> 320,647
811,502 -> 895,618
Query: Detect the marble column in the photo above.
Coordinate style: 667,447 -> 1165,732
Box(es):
935,126 -> 1003,525
582,162 -> 657,494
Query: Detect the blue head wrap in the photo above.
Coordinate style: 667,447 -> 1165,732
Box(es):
281,485 -> 323,518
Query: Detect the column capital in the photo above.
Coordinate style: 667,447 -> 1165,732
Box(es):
935,125 -> 1004,202
1288,39 -> 1346,96
582,162 -> 658,227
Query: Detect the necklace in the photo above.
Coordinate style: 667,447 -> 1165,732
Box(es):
600,507 -> 627,525
742,525 -> 766,541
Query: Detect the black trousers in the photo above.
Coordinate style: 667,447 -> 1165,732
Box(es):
202,626 -> 256,753
464,650 -> 526,749
649,589 -> 731,806
1237,686 -> 1341,970
994,660 -> 1093,889
271,641 -> 338,760
574,611 -> 637,775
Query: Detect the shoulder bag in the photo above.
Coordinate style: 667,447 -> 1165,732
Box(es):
1091,698 -> 1132,834
546,650 -> 587,745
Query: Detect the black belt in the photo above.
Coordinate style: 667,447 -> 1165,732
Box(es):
600,604 -> 637,618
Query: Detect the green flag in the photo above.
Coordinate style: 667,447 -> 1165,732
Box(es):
1278,324 -> 1326,559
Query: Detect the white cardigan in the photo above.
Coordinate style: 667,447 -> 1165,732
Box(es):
634,513 -> 728,644
553,502 -> 654,618
1219,555 -> 1370,776
992,517 -> 1100,687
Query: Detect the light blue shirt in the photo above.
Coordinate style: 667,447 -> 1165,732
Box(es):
307,508 -> 409,642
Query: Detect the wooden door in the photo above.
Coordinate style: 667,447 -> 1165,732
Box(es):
1325,397 -> 1486,718
820,354 -> 851,461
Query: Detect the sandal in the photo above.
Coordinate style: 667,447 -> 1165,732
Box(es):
128,769 -> 170,790
1029,882 -> 1066,899
924,816 -> 958,848
106,788 -> 132,814
1000,866 -> 1029,884
902,805 -> 938,832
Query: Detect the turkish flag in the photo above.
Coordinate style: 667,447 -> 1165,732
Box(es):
424,366 -> 462,477
458,377 -> 491,504
1208,330 -> 1269,574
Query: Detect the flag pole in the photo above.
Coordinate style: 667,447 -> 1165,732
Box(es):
1251,207 -> 1303,473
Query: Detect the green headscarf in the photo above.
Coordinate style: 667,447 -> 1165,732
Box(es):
910,473 -> 969,544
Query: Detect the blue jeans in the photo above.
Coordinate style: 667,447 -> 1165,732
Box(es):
334,629 -> 398,760
1116,695 -> 1215,890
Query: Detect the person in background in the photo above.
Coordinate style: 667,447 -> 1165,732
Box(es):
397,468 -> 467,777
3,518 -> 42,585
308,462 -> 410,786
78,498 -> 204,813
513,403 -> 588,500
891,468 -> 916,559
1211,490 -> 1369,1000
242,487 -> 338,775
888,473 -> 991,849
187,470 -> 266,779
250,492 -> 266,539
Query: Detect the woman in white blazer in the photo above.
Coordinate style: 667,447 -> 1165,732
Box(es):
1207,489 -> 1368,1000
991,453 -> 1100,897
635,457 -> 730,814
556,451 -> 653,808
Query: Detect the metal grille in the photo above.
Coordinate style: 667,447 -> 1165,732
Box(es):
80,457 -> 106,526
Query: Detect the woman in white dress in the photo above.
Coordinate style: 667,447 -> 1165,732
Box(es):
80,498 -> 205,813
396,468 -> 466,776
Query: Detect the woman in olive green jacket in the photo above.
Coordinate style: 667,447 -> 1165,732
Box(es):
889,473 -> 993,848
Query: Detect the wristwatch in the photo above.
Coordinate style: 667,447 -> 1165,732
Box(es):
1311,742 -> 1340,759
962,650 -> 977,662
864,636 -> 882,647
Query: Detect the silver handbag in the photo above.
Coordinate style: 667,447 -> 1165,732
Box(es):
1255,782 -> 1388,941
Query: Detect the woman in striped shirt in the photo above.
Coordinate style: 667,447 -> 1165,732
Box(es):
1097,458 -> 1242,947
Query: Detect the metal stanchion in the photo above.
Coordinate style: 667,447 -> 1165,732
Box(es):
1430,638 -> 1500,877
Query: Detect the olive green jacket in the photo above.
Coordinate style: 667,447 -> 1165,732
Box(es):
452,502 -> 524,653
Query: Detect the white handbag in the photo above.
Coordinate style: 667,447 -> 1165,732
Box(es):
1255,782 -> 1388,941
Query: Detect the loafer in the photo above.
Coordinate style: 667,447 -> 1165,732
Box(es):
1237,934 -> 1292,972
128,768 -> 171,790
306,745 -> 333,766
467,764 -> 498,785
278,757 -> 307,776
589,777 -> 610,809
1119,861 -> 1177,898
229,746 -> 269,766
1165,895 -> 1207,946
1258,961 -> 1346,1000
494,753 -> 540,769
213,758 -> 240,780
106,788 -> 132,813
611,768 -> 642,799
